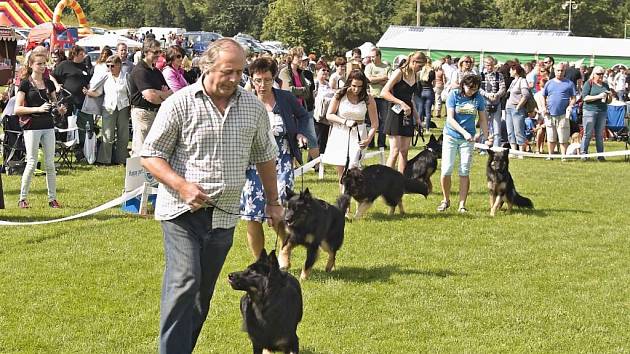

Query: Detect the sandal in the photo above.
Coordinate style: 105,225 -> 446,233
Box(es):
436,200 -> 450,212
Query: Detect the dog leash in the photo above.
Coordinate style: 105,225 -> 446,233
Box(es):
412,123 -> 425,147
341,123 -> 362,182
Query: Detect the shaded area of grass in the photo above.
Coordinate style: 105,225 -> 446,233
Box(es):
1,136 -> 629,352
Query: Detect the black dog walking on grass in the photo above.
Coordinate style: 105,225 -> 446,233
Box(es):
403,134 -> 443,194
339,164 -> 429,219
228,249 -> 303,354
281,188 -> 345,280
486,147 -> 533,216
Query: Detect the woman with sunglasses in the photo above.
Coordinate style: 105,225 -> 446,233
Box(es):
580,66 -> 611,159
15,53 -> 67,208
161,45 -> 188,92
239,57 -> 308,260
448,55 -> 476,90
86,55 -> 131,165
437,74 -> 489,213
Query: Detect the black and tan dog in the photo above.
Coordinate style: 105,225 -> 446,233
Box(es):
403,134 -> 443,194
228,249 -> 303,354
339,164 -> 429,219
281,188 -> 345,280
486,146 -> 533,216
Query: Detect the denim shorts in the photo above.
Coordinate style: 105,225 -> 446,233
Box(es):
441,133 -> 474,177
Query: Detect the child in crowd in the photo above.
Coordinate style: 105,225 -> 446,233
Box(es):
565,132 -> 581,156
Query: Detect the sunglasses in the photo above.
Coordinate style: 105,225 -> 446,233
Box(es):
462,60 -> 472,64
543,61 -> 551,64
595,72 -> 604,76
106,64 -> 115,68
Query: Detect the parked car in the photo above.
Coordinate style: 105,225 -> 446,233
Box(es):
183,31 -> 222,54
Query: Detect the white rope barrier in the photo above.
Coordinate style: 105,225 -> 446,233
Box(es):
473,143 -> 630,159
0,186 -> 144,226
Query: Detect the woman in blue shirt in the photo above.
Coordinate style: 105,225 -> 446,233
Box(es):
438,74 -> 489,213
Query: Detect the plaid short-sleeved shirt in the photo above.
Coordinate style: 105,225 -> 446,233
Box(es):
141,77 -> 278,228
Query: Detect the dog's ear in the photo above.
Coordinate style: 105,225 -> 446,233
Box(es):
285,187 -> 295,200
258,248 -> 268,262
268,250 -> 280,273
429,134 -> 436,143
438,134 -> 443,142
487,148 -> 494,157
302,188 -> 312,200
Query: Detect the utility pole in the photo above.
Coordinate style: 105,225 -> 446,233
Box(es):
416,0 -> 420,26
562,0 -> 579,34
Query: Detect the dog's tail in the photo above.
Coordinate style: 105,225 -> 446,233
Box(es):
512,192 -> 534,209
335,193 -> 351,214
404,178 -> 429,198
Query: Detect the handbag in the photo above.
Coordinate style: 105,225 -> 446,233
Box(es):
18,115 -> 32,129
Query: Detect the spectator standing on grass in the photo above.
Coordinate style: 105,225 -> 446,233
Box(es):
52,45 -> 92,157
329,56 -> 347,90
87,55 -> 130,165
161,45 -> 189,93
240,57 -> 308,259
433,62 -> 445,118
128,39 -> 172,156
612,67 -> 627,101
364,47 -> 390,148
480,56 -> 506,148
313,62 -> 334,153
542,63 -> 576,158
505,64 -> 530,154
346,48 -> 364,78
116,43 -> 134,76
437,74 -> 489,214
15,53 -> 67,209
415,59 -> 435,130
580,66 -> 611,160
278,47 -> 320,164
141,38 -> 283,354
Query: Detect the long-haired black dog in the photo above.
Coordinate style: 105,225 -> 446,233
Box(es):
228,249 -> 303,354
338,164 -> 429,219
486,146 -> 533,216
403,134 -> 443,194
282,188 -> 345,280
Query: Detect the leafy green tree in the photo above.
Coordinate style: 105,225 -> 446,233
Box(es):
261,0 -> 319,50
205,0 -> 269,36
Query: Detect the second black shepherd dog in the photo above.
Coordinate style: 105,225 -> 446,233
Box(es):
339,164 -> 429,219
403,134 -> 443,194
282,188 -> 345,280
228,249 -> 302,354
486,147 -> 533,216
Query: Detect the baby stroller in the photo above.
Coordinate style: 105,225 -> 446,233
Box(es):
1,97 -> 25,175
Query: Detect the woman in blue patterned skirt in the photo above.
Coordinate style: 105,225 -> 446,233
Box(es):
240,57 -> 308,259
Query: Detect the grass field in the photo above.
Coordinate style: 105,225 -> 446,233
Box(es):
1,136 -> 629,353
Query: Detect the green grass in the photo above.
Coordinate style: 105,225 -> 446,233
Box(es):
1,137 -> 629,353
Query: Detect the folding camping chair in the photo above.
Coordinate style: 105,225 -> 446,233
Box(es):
55,114 -> 79,169
1,97 -> 26,175
607,102 -> 627,141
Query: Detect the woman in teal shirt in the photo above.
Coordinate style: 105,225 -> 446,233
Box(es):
438,74 -> 489,213
580,66 -> 611,159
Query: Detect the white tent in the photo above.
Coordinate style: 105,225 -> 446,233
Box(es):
376,26 -> 630,68
345,42 -> 375,58
76,34 -> 143,49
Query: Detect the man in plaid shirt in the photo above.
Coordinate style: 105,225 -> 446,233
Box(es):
141,38 -> 283,354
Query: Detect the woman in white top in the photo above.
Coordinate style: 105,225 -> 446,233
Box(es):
87,55 -> 130,165
322,69 -> 378,188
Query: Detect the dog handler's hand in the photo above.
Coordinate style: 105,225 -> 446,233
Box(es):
265,203 -> 284,228
179,182 -> 209,212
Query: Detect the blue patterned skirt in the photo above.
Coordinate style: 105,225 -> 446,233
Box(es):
240,137 -> 294,222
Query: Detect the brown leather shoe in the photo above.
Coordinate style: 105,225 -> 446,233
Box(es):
18,200 -> 29,209
48,200 -> 61,208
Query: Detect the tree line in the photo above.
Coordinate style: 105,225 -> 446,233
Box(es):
45,0 -> 630,56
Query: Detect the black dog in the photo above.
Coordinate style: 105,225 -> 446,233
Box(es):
228,249 -> 303,354
282,188 -> 345,280
403,134 -> 443,194
486,146 -> 533,216
339,164 -> 428,219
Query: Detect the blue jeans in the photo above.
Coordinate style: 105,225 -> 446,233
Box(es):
485,108 -> 503,147
374,97 -> 388,148
414,89 -> 434,129
301,111 -> 319,149
159,209 -> 234,354
505,107 -> 526,145
617,90 -> 626,101
580,109 -> 607,154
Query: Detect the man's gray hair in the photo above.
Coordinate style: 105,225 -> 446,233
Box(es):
200,38 -> 245,74
143,39 -> 161,54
